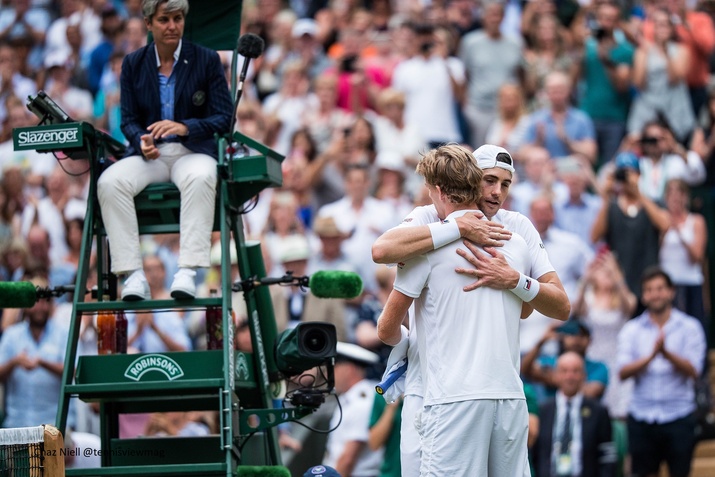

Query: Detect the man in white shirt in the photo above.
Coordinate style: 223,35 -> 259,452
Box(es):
617,267 -> 706,477
377,144 -> 535,476
508,146 -> 568,217
391,23 -> 464,147
0,99 -> 57,200
373,144 -> 570,476
317,164 -> 396,294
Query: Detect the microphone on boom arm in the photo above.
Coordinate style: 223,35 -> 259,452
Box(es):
227,33 -> 266,143
233,270 -> 363,299
0,281 -> 84,308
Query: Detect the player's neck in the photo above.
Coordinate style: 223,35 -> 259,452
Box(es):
444,203 -> 479,218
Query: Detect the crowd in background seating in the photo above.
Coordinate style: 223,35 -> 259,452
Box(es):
0,0 -> 713,475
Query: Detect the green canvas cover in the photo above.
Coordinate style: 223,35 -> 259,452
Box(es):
182,0 -> 243,51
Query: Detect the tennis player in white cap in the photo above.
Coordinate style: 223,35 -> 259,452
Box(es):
374,144 -> 570,477
373,144 -> 569,320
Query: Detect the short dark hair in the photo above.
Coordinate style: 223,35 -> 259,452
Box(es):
496,152 -> 513,166
343,162 -> 370,178
411,22 -> 435,36
641,265 -> 673,289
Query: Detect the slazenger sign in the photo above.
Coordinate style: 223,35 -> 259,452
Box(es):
124,354 -> 185,381
13,123 -> 83,151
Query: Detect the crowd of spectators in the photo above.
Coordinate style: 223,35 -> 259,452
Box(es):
0,0 -> 713,475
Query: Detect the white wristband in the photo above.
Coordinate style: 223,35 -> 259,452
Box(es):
510,273 -> 540,302
428,220 -> 461,250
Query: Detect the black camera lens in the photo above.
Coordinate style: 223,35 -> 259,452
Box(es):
276,322 -> 337,375
340,54 -> 357,73
640,136 -> 659,145
303,328 -> 329,355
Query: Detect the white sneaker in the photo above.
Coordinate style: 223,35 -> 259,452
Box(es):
170,268 -> 196,300
121,270 -> 150,301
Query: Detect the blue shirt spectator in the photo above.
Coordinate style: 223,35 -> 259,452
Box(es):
616,267 -> 706,477
521,71 -> 597,163
617,307 -> 705,423
127,311 -> 192,353
524,106 -> 597,160
554,158 -> 603,249
0,295 -> 67,428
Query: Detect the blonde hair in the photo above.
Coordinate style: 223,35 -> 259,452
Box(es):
313,72 -> 338,90
377,88 -> 406,112
416,144 -> 482,205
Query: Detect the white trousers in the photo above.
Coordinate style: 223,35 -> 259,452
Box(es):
401,394 -> 423,477
419,399 -> 531,477
97,143 -> 217,273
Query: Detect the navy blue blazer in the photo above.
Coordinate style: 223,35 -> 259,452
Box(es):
532,397 -> 616,477
119,40 -> 233,159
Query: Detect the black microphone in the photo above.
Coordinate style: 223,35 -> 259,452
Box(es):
237,33 -> 266,60
228,33 -> 265,141
0,282 -> 82,308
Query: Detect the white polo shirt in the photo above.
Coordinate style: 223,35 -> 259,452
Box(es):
394,209 -> 531,406
393,205 -> 556,399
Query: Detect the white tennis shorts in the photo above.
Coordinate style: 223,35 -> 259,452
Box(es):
419,399 -> 530,477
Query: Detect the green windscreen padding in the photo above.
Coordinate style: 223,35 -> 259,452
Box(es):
173,0 -> 243,51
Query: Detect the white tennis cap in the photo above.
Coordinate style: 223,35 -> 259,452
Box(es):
473,144 -> 515,174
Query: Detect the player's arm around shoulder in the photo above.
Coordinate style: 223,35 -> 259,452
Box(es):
372,225 -> 435,265
372,206 -> 511,265
372,205 -> 440,264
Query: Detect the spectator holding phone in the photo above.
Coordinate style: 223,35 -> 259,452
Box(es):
577,0 -> 635,168
632,120 -> 706,203
591,151 -> 670,308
